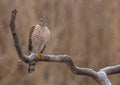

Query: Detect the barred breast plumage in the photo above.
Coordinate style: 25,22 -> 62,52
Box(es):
28,24 -> 50,53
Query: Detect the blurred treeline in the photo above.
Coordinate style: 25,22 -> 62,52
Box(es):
0,0 -> 120,85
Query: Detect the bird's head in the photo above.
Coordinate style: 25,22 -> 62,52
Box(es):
39,18 -> 47,26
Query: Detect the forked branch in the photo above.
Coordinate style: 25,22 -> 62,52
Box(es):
9,9 -> 120,85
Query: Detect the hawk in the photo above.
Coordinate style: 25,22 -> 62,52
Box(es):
28,19 -> 50,73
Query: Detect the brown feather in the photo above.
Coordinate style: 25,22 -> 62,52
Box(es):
28,26 -> 35,52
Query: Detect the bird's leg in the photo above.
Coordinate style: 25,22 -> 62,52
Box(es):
40,44 -> 46,53
35,53 -> 44,57
35,44 -> 46,58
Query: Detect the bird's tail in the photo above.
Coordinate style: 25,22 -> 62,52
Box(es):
28,61 -> 36,74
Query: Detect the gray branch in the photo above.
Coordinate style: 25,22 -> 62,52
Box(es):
9,9 -> 120,85
10,9 -> 27,61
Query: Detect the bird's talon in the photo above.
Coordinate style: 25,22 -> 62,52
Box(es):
35,53 -> 44,58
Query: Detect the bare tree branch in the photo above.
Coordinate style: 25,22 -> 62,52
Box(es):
10,9 -> 24,60
9,9 -> 120,85
100,65 -> 120,75
10,9 -> 28,62
97,71 -> 111,85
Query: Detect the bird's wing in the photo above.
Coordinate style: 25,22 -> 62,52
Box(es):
28,26 -> 35,52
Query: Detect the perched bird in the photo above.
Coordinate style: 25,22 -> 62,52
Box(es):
28,19 -> 50,73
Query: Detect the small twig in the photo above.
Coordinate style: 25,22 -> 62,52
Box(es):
9,9 -> 120,85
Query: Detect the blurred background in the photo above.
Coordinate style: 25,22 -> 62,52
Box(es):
0,0 -> 120,85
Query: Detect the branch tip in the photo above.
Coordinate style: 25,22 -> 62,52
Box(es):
12,9 -> 17,14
